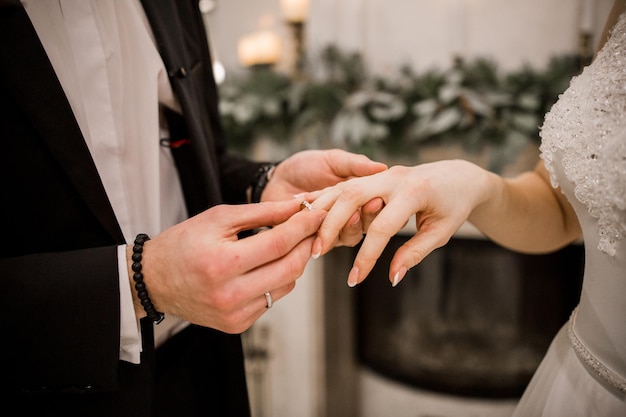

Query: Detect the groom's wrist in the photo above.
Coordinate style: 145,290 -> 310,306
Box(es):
247,163 -> 278,203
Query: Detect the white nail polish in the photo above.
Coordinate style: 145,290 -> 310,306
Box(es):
392,266 -> 407,287
347,266 -> 359,287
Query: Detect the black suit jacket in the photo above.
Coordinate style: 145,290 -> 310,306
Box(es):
0,0 -> 260,415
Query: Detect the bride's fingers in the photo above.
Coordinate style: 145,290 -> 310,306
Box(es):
300,183 -> 339,206
314,197 -> 369,254
347,200 -> 417,286
388,222 -> 460,286
306,186 -> 342,211
335,210 -> 365,247
301,189 -> 325,202
360,197 -> 384,232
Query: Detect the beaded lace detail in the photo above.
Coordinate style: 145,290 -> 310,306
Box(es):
539,12 -> 626,256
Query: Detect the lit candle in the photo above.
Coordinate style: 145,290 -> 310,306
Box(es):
280,0 -> 309,23
237,30 -> 282,67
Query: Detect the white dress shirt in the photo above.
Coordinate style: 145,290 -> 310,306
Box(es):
24,0 -> 190,363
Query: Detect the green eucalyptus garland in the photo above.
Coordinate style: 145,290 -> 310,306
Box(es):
219,45 -> 581,173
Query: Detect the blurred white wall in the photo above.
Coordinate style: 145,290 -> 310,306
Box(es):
206,0 -> 613,78
202,2 -> 615,417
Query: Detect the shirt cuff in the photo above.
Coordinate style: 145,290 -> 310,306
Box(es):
118,245 -> 142,364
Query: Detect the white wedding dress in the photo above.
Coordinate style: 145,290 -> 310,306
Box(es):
511,10 -> 626,417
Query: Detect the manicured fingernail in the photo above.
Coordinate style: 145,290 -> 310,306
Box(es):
392,266 -> 407,287
347,266 -> 359,287
293,193 -> 304,199
311,237 -> 322,259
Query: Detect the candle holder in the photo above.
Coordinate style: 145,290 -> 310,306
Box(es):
249,63 -> 276,73
281,0 -> 309,79
287,21 -> 306,79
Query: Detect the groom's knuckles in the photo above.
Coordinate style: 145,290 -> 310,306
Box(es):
230,200 -> 300,231
282,242 -> 311,278
261,230 -> 294,259
291,209 -> 326,233
255,200 -> 301,223
263,214 -> 317,256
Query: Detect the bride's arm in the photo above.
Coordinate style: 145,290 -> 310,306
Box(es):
307,159 -> 581,287
467,160 -> 581,253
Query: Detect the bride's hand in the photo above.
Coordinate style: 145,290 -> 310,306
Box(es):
306,160 -> 493,287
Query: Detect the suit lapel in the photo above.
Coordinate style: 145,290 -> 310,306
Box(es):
141,0 -> 223,215
0,1 -> 124,241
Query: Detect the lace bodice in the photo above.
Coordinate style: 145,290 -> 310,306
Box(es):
539,12 -> 626,257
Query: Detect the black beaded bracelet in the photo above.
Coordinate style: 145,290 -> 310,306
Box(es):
247,163 -> 278,204
131,233 -> 165,324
